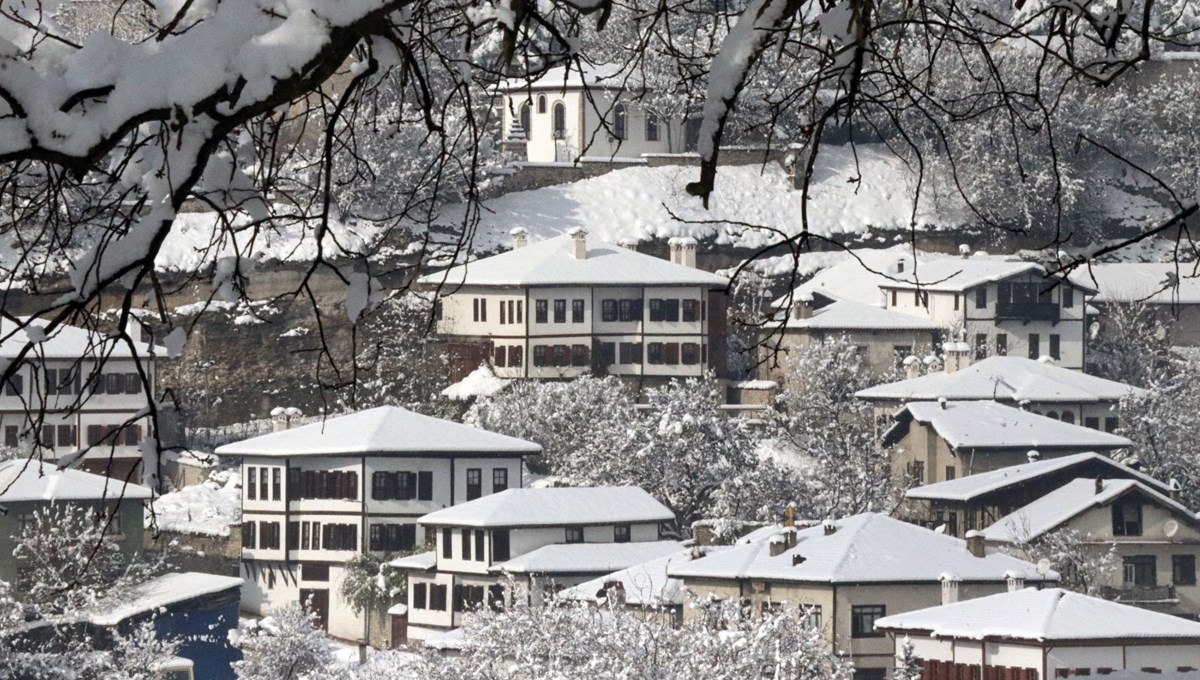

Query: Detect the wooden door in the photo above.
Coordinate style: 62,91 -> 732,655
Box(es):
300,589 -> 329,631
390,613 -> 408,648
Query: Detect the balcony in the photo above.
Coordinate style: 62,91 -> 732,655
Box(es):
995,301 -> 1060,323
1099,584 -> 1178,604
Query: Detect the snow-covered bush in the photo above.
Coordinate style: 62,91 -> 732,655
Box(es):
231,603 -> 340,680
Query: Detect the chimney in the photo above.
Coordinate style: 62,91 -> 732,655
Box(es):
940,574 -> 961,605
965,530 -> 986,558
822,520 -> 837,536
943,342 -> 971,373
783,502 -> 797,527
792,300 -> 811,321
1095,478 -> 1104,495
1027,450 -> 1041,463
567,227 -> 587,259
1170,478 -> 1183,501
679,237 -> 697,268
938,397 -> 947,410
668,237 -> 682,265
768,539 -> 786,557
904,355 -> 920,379
510,227 -> 529,250
271,406 -> 302,432
783,527 -> 797,548
896,259 -> 906,274
1005,571 -> 1026,592
959,244 -> 971,259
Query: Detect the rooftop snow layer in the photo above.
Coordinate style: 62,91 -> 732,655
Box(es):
879,258 -> 1092,293
874,587 -> 1200,641
982,478 -> 1196,543
441,365 -> 511,401
0,459 -> 152,503
418,233 -> 729,288
418,486 -> 674,528
388,551 -> 437,572
214,406 -> 542,457
493,540 -> 683,575
856,356 -> 1143,404
89,571 -> 242,627
906,452 -> 1167,502
0,317 -> 163,359
898,401 -> 1132,450
1070,262 -> 1200,305
498,63 -> 627,91
784,299 -> 943,331
667,513 -> 1055,584
560,548 -> 711,606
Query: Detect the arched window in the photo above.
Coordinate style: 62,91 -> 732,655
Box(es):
614,104 -> 627,140
552,102 -> 566,139
537,94 -> 547,114
1062,411 -> 1076,424
646,112 -> 660,142
1047,411 -> 1059,421
519,102 -> 531,137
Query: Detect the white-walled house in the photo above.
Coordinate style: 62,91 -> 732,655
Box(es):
214,406 -> 541,643
391,486 -> 675,643
856,356 -> 1144,432
1073,262 -> 1200,350
982,478 -> 1200,618
418,229 -> 730,385
0,317 -> 162,480
667,513 -> 1056,679
497,63 -> 686,163
876,588 -> 1200,679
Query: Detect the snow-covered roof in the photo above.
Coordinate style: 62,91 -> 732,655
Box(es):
89,572 -> 242,626
148,468 -> 240,537
773,247 -> 937,309
667,513 -> 1055,584
875,587 -> 1200,642
417,486 -> 674,528
906,452 -> 1169,502
560,548 -> 711,606
214,406 -> 542,457
497,63 -> 627,92
1071,262 -> 1200,305
0,459 -> 152,503
388,551 -> 437,572
784,299 -> 942,331
894,401 -> 1131,451
878,258 -> 1089,293
417,233 -> 729,288
856,356 -> 1143,404
0,317 -> 163,359
494,540 -> 684,575
982,478 -> 1196,543
440,365 -> 511,401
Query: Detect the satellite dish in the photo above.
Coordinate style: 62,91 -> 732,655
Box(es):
1036,559 -> 1052,576
1165,520 -> 1180,539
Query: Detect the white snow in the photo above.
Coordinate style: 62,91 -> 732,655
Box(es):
214,406 -> 543,457
493,540 -> 684,575
387,551 -> 437,572
0,459 -> 152,503
89,571 -> 242,626
667,513 -> 1056,584
783,298 -> 943,331
1070,262 -> 1200,305
418,486 -> 674,528
0,317 -> 163,359
906,452 -> 1168,502
441,364 -> 511,401
148,468 -> 241,537
895,401 -> 1132,450
560,548 -> 715,607
875,587 -> 1200,641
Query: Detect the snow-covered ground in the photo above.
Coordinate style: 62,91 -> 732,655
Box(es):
148,467 -> 241,537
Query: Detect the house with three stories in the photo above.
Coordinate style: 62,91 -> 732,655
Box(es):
389,485 -> 676,643
418,229 -> 730,387
0,317 -> 162,480
214,405 -> 541,643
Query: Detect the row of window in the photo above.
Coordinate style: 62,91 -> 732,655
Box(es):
243,521 -> 361,551
371,471 -> 435,501
4,423 -> 139,449
528,298 -> 703,325
1122,553 -> 1196,586
246,466 -> 282,501
517,98 -> 662,142
4,369 -> 145,397
412,582 -> 505,612
889,284 -> 1077,311
249,467 -> 489,503
473,298 -> 526,324
527,342 -> 707,369
1055,667 -> 1194,677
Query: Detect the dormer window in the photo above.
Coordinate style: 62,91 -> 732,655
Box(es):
1113,500 -> 1143,536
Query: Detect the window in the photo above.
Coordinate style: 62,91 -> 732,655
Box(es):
572,299 -> 585,323
614,525 -> 631,543
618,299 -> 642,322
996,333 -> 1007,356
509,346 -> 523,368
890,290 -> 897,307
242,522 -> 256,548
535,300 -> 548,323
461,529 -> 472,560
1064,287 -> 1075,308
295,470 -> 358,500
1050,334 -> 1061,360
1173,555 -> 1196,586
519,102 -> 531,135
1123,555 -> 1157,587
413,583 -> 428,609
1105,417 -> 1119,433
45,368 -> 79,396
56,425 -> 75,449
803,605 -> 823,630
682,300 -> 701,322
613,103 -> 627,140
663,343 -> 679,365
619,342 -> 643,364
1085,416 -> 1100,430
442,528 -> 452,558
466,468 -> 482,500
533,346 -> 547,367
954,294 -> 960,311
851,605 -> 885,637
3,372 -> 22,396
515,301 -> 522,323
288,522 -> 299,549
1113,501 -> 1143,536
602,300 -> 618,322
663,299 -> 680,322
555,345 -> 570,367
494,346 -> 507,368
537,94 -> 546,114
645,112 -> 660,141
1062,411 -> 1076,424
599,342 -> 616,367
681,343 -> 700,365
259,522 -> 281,549
975,333 -> 988,360
649,299 -> 665,322
321,523 -> 357,551
553,299 -> 566,323
248,468 -> 257,500
273,468 -> 281,501
571,344 -> 589,367
907,461 -> 925,484
552,102 -> 566,138
1028,333 -> 1040,359
429,584 -> 448,611
370,523 -> 417,552
565,527 -> 584,544
493,468 -> 508,493
976,288 -> 987,308
945,466 -> 956,481
474,530 -> 485,561
499,301 -> 507,325
493,530 -> 511,562
4,425 -> 16,448
418,471 -> 433,501
647,343 -> 664,364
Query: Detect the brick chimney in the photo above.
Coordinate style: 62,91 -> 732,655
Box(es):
965,530 -> 986,558
511,227 -> 529,250
567,228 -> 587,259
769,539 -> 787,557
